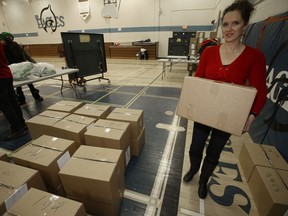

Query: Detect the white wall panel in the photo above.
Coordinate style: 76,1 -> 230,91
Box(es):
0,0 -> 286,56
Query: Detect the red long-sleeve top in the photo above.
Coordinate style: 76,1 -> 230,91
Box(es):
0,43 -> 12,79
195,44 -> 267,115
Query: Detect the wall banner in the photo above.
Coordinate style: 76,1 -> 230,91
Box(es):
243,12 -> 288,160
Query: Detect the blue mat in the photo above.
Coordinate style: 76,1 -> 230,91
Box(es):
0,128 -> 32,151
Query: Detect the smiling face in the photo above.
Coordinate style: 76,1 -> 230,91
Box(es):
222,10 -> 248,43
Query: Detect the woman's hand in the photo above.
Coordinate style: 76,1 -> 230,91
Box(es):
243,114 -> 256,133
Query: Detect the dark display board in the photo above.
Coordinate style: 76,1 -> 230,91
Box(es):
168,37 -> 190,56
61,32 -> 107,79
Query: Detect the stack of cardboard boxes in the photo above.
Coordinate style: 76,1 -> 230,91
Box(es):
0,161 -> 47,215
239,142 -> 288,216
3,100 -> 145,215
189,31 -> 218,56
3,188 -> 86,216
11,135 -> 78,195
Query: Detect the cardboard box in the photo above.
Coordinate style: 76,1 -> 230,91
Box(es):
238,142 -> 272,181
26,110 -> 69,139
0,161 -> 46,215
59,146 -> 125,216
261,145 -> 288,171
47,100 -> 84,113
176,77 -> 257,136
51,114 -> 95,146
74,104 -> 112,119
0,152 -> 9,162
106,108 -> 144,139
131,127 -> 145,157
238,142 -> 288,182
248,166 -> 288,216
11,135 -> 77,195
84,119 -> 131,167
5,188 -> 86,216
209,31 -> 217,38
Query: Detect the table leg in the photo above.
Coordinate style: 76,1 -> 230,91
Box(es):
162,62 -> 165,79
60,75 -> 78,97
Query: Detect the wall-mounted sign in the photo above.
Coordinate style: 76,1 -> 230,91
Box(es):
78,0 -> 90,20
35,4 -> 65,33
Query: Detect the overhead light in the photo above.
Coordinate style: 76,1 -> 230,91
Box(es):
101,4 -> 119,19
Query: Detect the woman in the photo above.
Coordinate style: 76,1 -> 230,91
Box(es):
0,32 -> 43,105
0,42 -> 27,141
183,0 -> 267,199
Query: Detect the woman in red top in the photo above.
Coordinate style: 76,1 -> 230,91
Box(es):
183,0 -> 267,199
0,42 -> 27,141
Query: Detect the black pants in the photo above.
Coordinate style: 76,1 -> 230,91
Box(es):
0,78 -> 26,132
189,122 -> 231,164
16,83 -> 37,95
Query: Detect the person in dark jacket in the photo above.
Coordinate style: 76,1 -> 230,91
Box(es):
0,42 -> 27,141
0,32 -> 43,105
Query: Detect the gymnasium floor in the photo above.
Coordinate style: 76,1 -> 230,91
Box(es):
0,58 -> 260,216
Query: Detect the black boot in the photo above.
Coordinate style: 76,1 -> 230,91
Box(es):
31,89 -> 43,101
198,159 -> 217,199
183,156 -> 202,182
28,84 -> 43,101
16,87 -> 26,105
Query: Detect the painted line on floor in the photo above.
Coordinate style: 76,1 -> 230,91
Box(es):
145,114 -> 182,215
125,65 -> 164,108
179,208 -> 204,216
124,190 -> 151,204
93,63 -> 161,105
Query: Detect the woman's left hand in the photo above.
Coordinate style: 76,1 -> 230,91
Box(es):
243,114 -> 256,133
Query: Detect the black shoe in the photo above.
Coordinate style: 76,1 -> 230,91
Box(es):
32,89 -> 43,101
183,169 -> 197,182
198,182 -> 208,199
3,130 -> 27,141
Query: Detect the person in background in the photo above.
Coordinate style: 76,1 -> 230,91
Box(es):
0,32 -> 43,105
182,0 -> 267,199
0,42 -> 27,141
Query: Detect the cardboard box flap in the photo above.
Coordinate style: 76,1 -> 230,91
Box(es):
85,126 -> 124,141
32,135 -> 75,151
72,146 -> 122,164
176,76 -> 257,136
245,142 -> 272,167
39,110 -> 69,119
0,161 -> 38,188
262,145 -> 288,171
26,115 -> 60,126
47,100 -> 84,112
60,157 -> 116,181
7,188 -> 85,216
108,108 -> 143,122
64,114 -> 96,125
53,120 -> 87,133
74,104 -> 111,117
11,144 -> 63,167
94,119 -> 130,131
